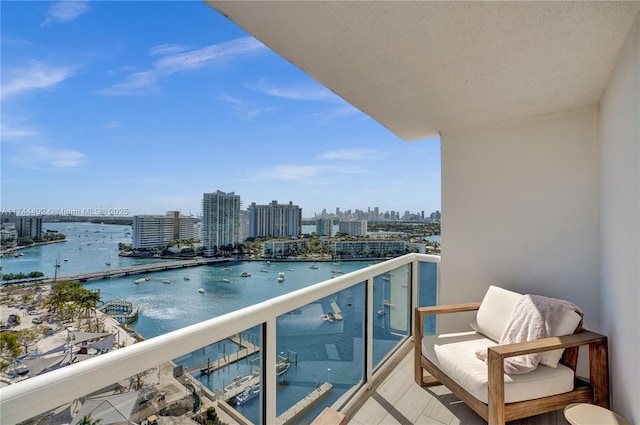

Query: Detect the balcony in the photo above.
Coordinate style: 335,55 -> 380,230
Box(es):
2,254 -> 441,424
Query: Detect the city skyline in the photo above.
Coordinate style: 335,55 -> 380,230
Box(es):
1,1 -> 441,216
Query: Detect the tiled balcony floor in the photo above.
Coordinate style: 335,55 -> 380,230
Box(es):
346,346 -> 569,425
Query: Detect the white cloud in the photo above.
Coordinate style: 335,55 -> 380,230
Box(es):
249,80 -> 338,102
219,94 -> 278,118
101,37 -> 267,95
1,62 -> 75,100
0,123 -> 37,143
319,148 -> 384,161
148,43 -> 191,57
10,146 -> 85,169
42,1 -> 89,26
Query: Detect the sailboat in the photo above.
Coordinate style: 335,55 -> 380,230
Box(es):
105,254 -> 111,266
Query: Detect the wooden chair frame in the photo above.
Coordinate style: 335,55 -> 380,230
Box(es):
414,303 -> 609,425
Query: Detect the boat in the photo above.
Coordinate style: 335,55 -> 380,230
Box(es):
184,276 -> 190,281
309,262 -> 318,269
286,268 -> 294,272
224,374 -> 253,392
277,272 -> 285,282
133,278 -> 146,284
162,279 -> 170,284
260,268 -> 269,272
333,256 -> 340,266
234,384 -> 260,405
383,299 -> 395,307
276,359 -> 291,376
240,271 -> 251,277
63,258 -> 69,262
198,288 -> 205,293
222,278 -> 231,283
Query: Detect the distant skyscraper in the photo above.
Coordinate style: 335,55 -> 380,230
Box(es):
133,211 -> 194,250
316,218 -> 333,237
202,190 -> 241,256
248,200 -> 302,238
338,220 -> 368,236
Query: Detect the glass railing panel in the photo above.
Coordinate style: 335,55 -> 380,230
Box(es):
418,260 -> 438,335
274,282 -> 366,424
175,326 -> 262,424
372,264 -> 411,368
6,327 -> 265,425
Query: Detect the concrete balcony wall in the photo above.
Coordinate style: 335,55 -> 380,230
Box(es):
599,14 -> 640,423
440,107 -> 600,332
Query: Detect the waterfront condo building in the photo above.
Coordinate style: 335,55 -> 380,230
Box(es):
248,200 -> 302,239
0,213 -> 42,241
315,218 -> 333,237
263,239 -> 309,258
132,211 -> 194,250
202,190 -> 241,256
338,220 -> 367,237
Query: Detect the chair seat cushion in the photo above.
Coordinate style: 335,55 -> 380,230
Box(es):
421,331 -> 575,404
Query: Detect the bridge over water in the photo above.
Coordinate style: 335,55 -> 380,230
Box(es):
46,257 -> 234,284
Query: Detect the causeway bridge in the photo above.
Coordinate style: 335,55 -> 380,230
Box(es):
47,257 -> 234,284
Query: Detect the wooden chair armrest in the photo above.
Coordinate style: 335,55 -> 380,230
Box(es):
487,330 -> 607,358
416,302 -> 481,318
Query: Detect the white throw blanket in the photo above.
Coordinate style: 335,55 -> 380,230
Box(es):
475,294 -> 579,375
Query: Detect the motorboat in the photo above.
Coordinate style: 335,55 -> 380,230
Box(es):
240,271 -> 251,277
198,288 -> 205,293
162,279 -> 170,284
234,384 -> 260,405
184,276 -> 190,281
277,272 -> 285,282
276,359 -> 291,376
222,278 -> 231,283
133,278 -> 146,284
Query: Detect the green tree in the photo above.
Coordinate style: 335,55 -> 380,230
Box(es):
75,415 -> 102,425
0,332 -> 22,372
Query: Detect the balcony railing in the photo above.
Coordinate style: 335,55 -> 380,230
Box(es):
1,253 -> 439,424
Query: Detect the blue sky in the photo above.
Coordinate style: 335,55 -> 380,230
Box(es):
1,1 -> 440,218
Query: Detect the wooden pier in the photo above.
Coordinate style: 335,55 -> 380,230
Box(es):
182,334 -> 260,376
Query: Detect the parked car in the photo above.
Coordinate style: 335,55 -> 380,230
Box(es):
31,317 -> 43,324
28,310 -> 40,315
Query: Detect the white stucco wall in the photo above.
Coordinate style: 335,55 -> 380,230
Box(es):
599,15 -> 639,423
439,107 -> 600,331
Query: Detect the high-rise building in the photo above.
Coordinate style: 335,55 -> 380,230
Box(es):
0,213 -> 42,241
248,200 -> 302,238
132,211 -> 194,250
338,220 -> 368,236
316,218 -> 333,237
202,190 -> 241,256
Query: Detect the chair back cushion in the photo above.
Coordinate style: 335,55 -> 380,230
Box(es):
470,285 -> 521,342
471,285 -> 583,368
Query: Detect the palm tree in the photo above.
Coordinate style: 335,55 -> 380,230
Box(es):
75,415 -> 102,425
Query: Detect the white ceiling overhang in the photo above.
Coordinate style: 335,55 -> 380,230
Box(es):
205,1 -> 639,141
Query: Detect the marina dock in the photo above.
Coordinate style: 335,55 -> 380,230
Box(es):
276,382 -> 334,425
182,334 -> 260,376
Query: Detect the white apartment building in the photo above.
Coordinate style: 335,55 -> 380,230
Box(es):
338,220 -> 367,236
132,211 -> 194,250
263,239 -> 309,258
248,200 -> 302,238
334,240 -> 407,258
202,190 -> 241,256
315,218 -> 333,237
